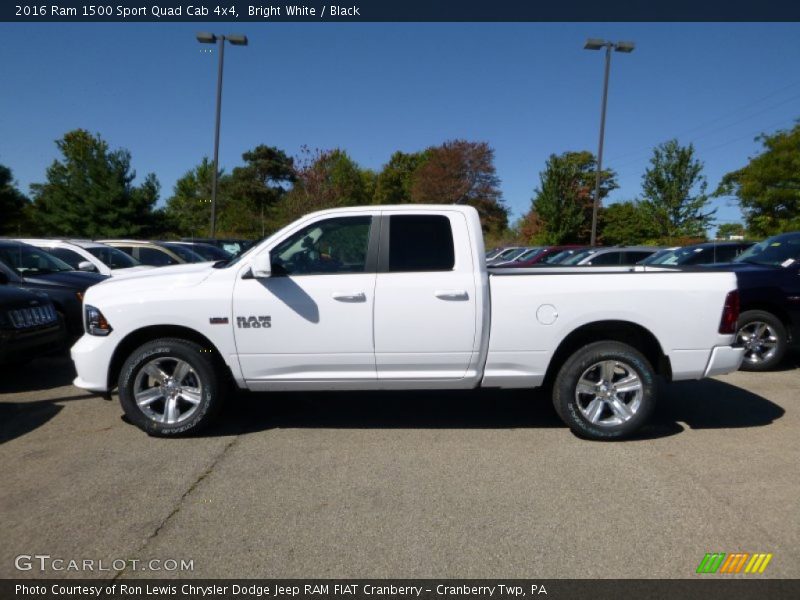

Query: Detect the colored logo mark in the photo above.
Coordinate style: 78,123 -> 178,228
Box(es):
696,552 -> 773,574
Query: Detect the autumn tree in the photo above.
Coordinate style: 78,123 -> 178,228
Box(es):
410,140 -> 508,236
0,164 -> 29,235
276,148 -> 372,224
716,122 -> 800,236
530,151 -> 617,244
640,139 -> 715,240
30,130 -> 160,238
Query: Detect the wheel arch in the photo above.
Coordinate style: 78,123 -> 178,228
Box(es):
544,320 -> 670,386
739,302 -> 792,337
107,325 -> 233,391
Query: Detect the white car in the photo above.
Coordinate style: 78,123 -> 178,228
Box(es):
71,205 -> 744,440
16,239 -> 154,277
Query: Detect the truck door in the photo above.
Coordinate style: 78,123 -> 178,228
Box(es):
233,215 -> 378,386
373,211 -> 478,380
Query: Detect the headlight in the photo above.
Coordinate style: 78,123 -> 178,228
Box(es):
85,305 -> 112,336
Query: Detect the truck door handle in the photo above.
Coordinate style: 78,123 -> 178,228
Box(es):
434,290 -> 469,301
332,292 -> 366,303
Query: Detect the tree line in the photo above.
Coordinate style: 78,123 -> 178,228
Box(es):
2,122 -> 798,246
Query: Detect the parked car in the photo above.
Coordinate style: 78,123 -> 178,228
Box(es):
540,247 -> 591,265
641,241 -> 754,266
0,276 -> 66,367
72,205 -> 742,440
638,247 -> 680,265
562,246 -> 661,266
180,238 -> 254,258
715,232 -> 800,371
492,245 -> 585,268
486,246 -> 529,266
0,240 -> 107,337
15,239 -> 154,277
165,241 -> 232,262
99,240 -> 203,266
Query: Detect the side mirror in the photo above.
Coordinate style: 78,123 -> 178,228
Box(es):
78,261 -> 97,272
250,252 -> 271,279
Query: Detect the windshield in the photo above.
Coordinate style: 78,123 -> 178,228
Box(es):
0,244 -> 75,275
514,247 -> 544,261
639,248 -> 677,265
181,244 -> 232,261
85,245 -> 140,269
562,249 -> 597,265
734,234 -> 800,267
544,249 -> 576,264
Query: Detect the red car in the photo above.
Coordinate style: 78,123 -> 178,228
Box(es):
492,245 -> 586,268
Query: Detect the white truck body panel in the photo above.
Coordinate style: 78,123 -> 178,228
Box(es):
71,205 -> 743,396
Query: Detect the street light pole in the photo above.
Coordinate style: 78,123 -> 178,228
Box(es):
197,32 -> 248,239
584,39 -> 635,246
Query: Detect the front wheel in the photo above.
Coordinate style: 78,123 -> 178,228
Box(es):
736,310 -> 787,372
118,338 -> 222,436
553,341 -> 657,440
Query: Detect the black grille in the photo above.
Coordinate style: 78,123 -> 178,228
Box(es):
7,304 -> 58,329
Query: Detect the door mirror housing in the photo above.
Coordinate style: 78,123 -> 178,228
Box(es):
251,252 -> 271,278
77,261 -> 97,272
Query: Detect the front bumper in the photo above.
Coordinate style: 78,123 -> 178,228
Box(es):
71,333 -> 115,392
0,322 -> 66,364
703,345 -> 745,377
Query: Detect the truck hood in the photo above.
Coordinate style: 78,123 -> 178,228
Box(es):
21,271 -> 108,291
89,262 -> 216,297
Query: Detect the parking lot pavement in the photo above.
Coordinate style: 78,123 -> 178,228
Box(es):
1,354 -> 798,580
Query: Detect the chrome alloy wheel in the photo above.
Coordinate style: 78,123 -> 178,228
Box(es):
575,360 -> 643,426
737,321 -> 779,365
133,357 -> 203,425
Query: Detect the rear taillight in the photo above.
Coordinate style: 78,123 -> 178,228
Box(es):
719,290 -> 740,334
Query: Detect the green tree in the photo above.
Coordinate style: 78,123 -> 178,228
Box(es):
530,151 -> 617,244
277,148 -> 372,224
600,201 -> 659,245
716,123 -> 800,236
715,222 -> 747,239
373,150 -> 429,204
410,140 -> 508,236
226,145 -> 296,237
164,158 -> 225,238
0,164 -> 30,235
29,130 -> 160,237
640,139 -> 715,240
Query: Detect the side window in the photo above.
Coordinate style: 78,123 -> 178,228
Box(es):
48,247 -> 84,269
138,247 -> 178,266
388,215 -> 455,272
588,252 -> 620,266
623,251 -> 653,264
115,246 -> 135,257
271,216 -> 372,276
713,246 -> 738,263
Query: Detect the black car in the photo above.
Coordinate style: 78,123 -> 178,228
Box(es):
160,241 -> 232,262
641,241 -> 753,266
716,232 -> 800,371
0,276 -> 67,367
0,240 -> 107,337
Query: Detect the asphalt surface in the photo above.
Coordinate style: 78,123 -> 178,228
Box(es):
1,353 -> 798,579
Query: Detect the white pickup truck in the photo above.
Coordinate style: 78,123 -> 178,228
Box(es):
72,205 -> 744,440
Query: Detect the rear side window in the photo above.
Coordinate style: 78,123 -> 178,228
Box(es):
588,252 -> 620,266
388,215 -> 455,272
137,247 -> 179,266
48,247 -> 84,269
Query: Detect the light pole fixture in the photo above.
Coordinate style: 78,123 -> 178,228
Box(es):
584,39 -> 635,246
196,32 -> 248,238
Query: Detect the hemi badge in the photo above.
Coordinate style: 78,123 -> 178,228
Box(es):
209,317 -> 229,324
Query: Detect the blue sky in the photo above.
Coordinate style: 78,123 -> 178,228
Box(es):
1,22 -> 799,232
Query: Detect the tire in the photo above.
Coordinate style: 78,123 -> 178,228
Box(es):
736,310 -> 787,372
118,338 -> 222,436
553,341 -> 657,441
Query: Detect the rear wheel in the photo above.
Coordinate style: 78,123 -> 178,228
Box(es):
736,310 -> 787,371
118,338 -> 222,436
553,341 -> 656,440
